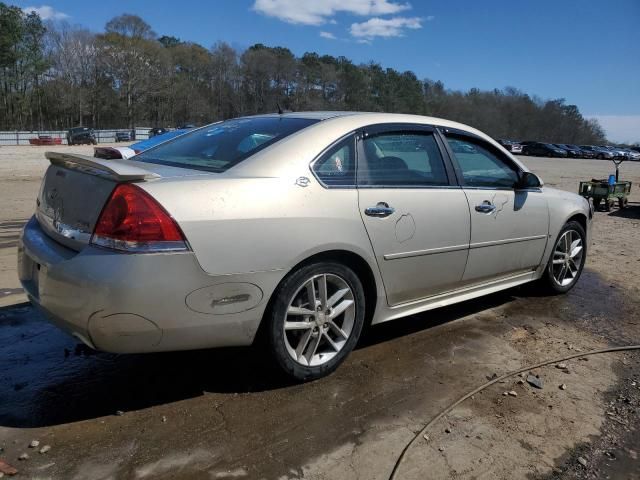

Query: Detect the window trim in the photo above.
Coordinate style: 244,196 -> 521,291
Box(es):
437,127 -> 525,190
355,123 -> 457,189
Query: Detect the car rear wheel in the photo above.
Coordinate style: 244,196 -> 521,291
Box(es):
541,221 -> 586,294
266,262 -> 366,382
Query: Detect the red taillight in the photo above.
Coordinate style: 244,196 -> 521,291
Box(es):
91,183 -> 188,252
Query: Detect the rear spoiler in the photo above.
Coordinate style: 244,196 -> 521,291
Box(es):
45,152 -> 160,181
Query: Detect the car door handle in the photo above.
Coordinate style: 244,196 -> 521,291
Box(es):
475,201 -> 496,214
365,202 -> 395,218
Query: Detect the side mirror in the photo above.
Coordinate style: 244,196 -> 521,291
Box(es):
516,171 -> 543,189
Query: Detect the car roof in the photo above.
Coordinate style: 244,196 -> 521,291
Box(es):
242,111 -> 496,135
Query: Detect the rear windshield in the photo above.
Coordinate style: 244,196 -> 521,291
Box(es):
135,117 -> 319,172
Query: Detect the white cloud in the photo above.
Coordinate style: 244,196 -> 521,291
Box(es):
586,115 -> 640,144
252,0 -> 410,25
320,31 -> 337,39
426,15 -> 435,21
22,5 -> 69,20
350,16 -> 422,40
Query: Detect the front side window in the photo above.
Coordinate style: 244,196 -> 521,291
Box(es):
136,117 -> 319,173
357,131 -> 448,187
445,135 -> 520,188
313,136 -> 356,186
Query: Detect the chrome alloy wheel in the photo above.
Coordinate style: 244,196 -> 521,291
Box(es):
551,229 -> 584,287
283,273 -> 356,367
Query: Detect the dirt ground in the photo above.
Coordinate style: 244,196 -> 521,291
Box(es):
0,145 -> 639,480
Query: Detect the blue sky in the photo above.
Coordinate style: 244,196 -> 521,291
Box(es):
17,0 -> 640,142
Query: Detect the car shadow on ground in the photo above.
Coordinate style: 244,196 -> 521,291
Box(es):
0,284 -> 532,429
607,203 -> 640,219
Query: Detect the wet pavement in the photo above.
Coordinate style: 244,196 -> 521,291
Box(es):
1,269 -> 638,479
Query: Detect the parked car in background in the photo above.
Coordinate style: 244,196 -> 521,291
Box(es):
115,130 -> 133,142
66,127 -> 96,146
581,146 -> 614,159
94,128 -> 194,160
553,144 -> 582,158
149,127 -> 168,138
522,142 -> 568,157
498,139 -> 523,154
621,148 -> 640,161
560,144 -> 595,159
602,146 -> 629,160
20,112 -> 592,381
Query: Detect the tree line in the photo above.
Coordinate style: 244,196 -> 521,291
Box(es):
0,3 -> 606,144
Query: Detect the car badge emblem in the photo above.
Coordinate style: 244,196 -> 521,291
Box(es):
295,176 -> 310,187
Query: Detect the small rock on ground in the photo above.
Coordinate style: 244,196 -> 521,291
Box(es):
577,456 -> 587,467
28,440 -> 39,448
39,445 -> 51,454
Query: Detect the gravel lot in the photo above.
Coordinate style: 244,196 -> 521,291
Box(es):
0,145 -> 639,479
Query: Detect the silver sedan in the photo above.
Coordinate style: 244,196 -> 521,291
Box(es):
18,112 -> 593,381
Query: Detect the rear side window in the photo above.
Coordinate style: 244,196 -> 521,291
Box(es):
445,135 -> 520,188
357,131 -> 448,187
135,117 -> 318,172
313,136 -> 356,186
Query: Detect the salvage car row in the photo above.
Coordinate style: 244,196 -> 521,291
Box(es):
498,139 -> 640,160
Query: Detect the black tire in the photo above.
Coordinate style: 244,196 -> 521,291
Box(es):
266,261 -> 366,382
593,198 -> 601,211
618,197 -> 628,209
541,220 -> 587,294
605,199 -> 613,212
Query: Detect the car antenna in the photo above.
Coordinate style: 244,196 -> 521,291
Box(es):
277,103 -> 293,115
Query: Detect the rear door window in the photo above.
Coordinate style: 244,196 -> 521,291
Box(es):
357,131 -> 449,187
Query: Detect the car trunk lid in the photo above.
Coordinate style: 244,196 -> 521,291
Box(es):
36,152 -> 165,251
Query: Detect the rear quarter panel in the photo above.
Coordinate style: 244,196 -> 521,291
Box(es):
140,176 -> 378,278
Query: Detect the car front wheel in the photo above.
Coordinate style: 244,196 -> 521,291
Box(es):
541,221 -> 586,294
267,262 -> 366,382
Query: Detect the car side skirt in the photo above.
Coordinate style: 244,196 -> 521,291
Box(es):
371,269 -> 540,324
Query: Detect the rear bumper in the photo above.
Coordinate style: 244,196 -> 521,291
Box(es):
18,216 -> 283,353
